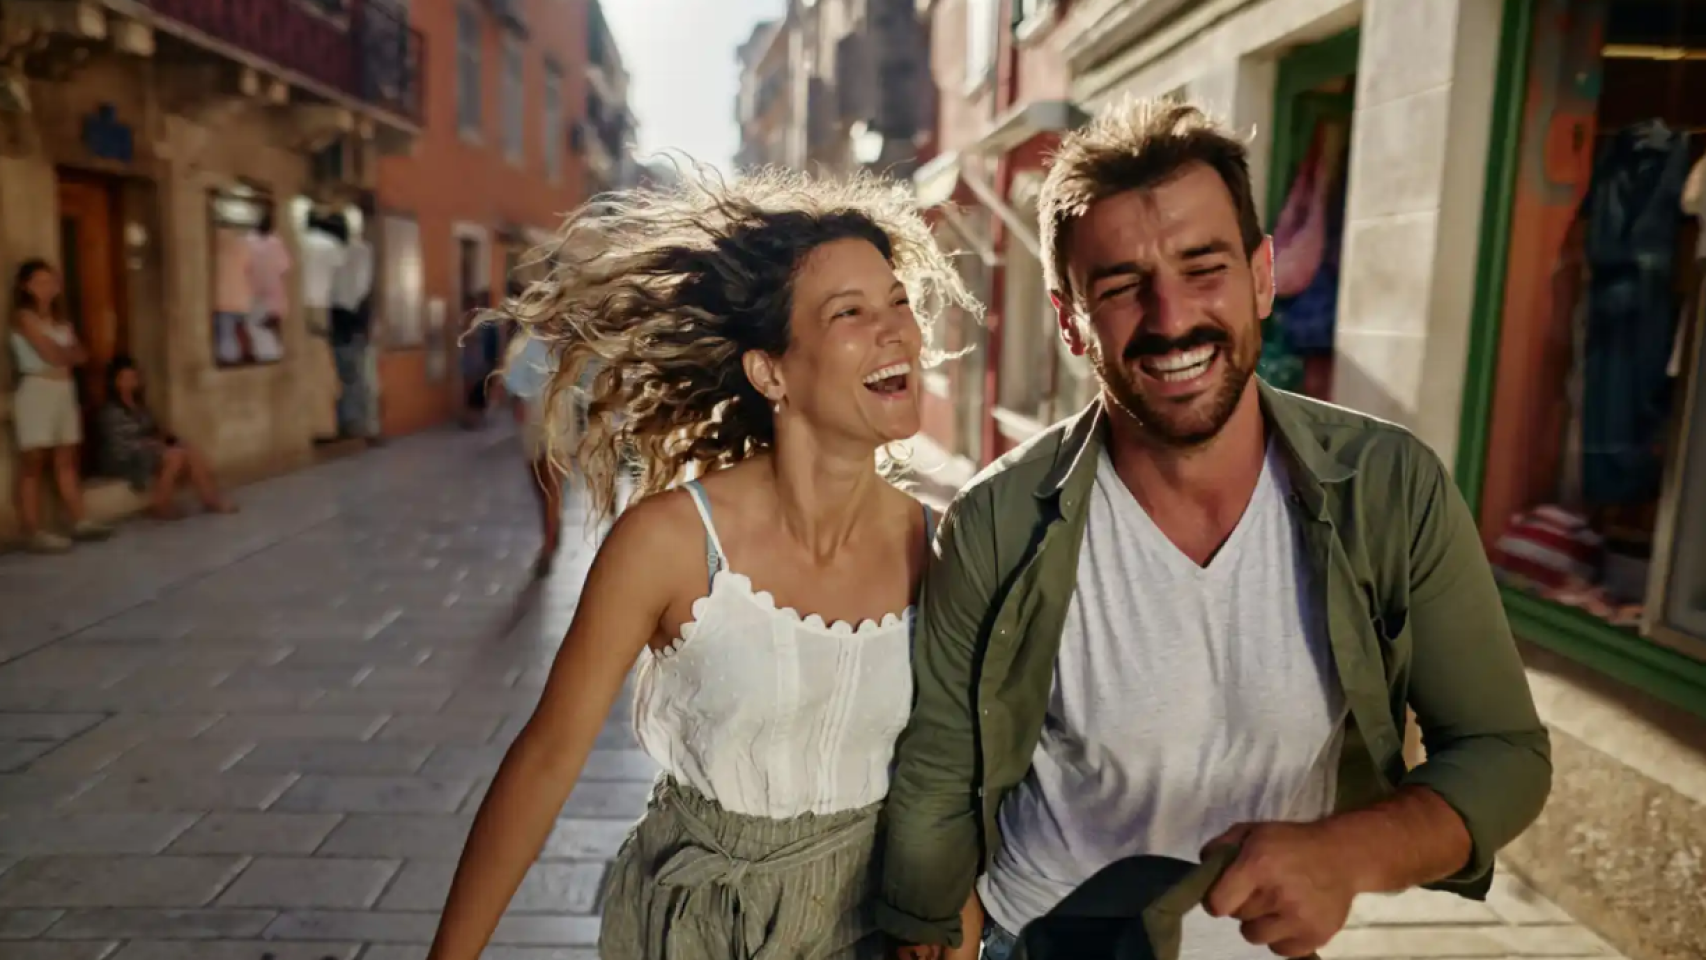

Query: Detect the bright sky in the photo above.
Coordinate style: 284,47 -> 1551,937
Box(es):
604,0 -> 786,172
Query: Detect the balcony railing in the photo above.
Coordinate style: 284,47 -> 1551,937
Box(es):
138,0 -> 423,123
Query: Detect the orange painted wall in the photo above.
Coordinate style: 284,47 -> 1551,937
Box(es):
375,0 -> 594,437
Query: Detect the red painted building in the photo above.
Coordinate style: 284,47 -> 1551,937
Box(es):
373,0 -> 635,435
914,0 -> 1081,471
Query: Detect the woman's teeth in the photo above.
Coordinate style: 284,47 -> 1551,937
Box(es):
1140,346 -> 1217,383
863,362 -> 913,394
863,362 -> 912,385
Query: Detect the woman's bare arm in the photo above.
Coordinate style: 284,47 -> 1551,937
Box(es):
14,311 -> 75,368
425,498 -> 680,960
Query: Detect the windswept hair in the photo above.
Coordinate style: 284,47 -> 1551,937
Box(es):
492,163 -> 980,522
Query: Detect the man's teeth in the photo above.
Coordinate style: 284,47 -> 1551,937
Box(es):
862,363 -> 912,385
1141,346 -> 1216,382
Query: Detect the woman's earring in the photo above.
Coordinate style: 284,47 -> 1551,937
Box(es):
771,399 -> 782,415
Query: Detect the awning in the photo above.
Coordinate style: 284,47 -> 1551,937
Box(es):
911,150 -> 1040,260
972,99 -> 1089,157
912,100 -> 1086,263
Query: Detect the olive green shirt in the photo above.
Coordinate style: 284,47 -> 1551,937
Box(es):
877,382 -> 1552,948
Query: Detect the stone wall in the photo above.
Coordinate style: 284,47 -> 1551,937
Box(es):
1,53 -> 328,536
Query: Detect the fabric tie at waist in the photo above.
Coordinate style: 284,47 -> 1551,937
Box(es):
652,780 -> 879,960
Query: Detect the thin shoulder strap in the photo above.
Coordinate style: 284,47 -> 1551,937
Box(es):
683,480 -> 727,589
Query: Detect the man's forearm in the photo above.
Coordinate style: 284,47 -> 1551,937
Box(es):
1322,785 -> 1472,894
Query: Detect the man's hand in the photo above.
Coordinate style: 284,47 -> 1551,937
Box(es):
1202,821 -> 1357,958
892,947 -> 947,960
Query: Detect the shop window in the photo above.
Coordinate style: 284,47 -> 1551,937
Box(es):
996,244 -> 1052,428
208,187 -> 284,368
1261,29 -> 1359,403
381,215 -> 424,347
1470,1 -> 1706,672
456,5 -> 483,138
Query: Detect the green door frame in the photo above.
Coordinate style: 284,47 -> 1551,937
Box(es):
1265,27 -> 1362,225
1455,0 -> 1706,718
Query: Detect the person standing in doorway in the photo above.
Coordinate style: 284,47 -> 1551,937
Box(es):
8,259 -> 113,552
879,100 -> 1552,960
300,210 -> 348,443
329,207 -> 378,442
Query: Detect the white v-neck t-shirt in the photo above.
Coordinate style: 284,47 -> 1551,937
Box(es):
979,443 -> 1347,960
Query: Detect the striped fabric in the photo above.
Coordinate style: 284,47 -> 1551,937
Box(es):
599,777 -> 887,959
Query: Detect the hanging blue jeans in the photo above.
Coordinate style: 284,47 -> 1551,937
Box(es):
1578,123 -> 1691,505
1581,260 -> 1677,505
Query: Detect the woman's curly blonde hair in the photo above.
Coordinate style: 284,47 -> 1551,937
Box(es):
493,163 -> 981,522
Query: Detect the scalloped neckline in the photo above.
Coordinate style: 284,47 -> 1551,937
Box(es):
657,569 -> 915,658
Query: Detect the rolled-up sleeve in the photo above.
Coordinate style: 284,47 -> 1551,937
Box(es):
876,486 -> 996,948
1401,449 -> 1552,894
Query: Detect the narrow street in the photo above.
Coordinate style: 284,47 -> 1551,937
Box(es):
0,427 -> 1622,960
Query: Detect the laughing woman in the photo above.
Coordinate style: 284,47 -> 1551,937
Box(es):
424,168 -> 983,960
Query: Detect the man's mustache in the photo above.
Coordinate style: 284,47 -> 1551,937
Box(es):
1123,326 -> 1229,362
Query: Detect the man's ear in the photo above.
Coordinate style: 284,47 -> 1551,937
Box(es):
1053,291 -> 1087,356
1252,235 -> 1276,321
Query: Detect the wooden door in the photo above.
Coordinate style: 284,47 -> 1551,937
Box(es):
55,172 -> 127,468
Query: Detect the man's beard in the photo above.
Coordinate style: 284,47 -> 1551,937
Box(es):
1089,319 -> 1258,448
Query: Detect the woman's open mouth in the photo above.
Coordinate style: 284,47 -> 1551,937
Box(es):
862,362 -> 913,399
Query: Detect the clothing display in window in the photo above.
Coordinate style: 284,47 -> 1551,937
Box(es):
1576,119 -> 1692,506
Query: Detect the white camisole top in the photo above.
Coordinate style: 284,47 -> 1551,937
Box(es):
631,480 -> 929,820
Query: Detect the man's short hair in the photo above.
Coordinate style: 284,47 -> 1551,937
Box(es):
1039,99 -> 1265,303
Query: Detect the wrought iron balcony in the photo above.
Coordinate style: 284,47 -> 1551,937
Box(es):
135,0 -> 423,123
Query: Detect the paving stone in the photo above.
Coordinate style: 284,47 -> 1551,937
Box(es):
215,857 -> 400,908
558,780 -> 654,818
315,814 -> 473,859
3,942 -> 121,960
167,813 -> 344,855
100,740 -> 256,777
0,908 -> 62,938
1488,873 -> 1575,925
1489,923 -> 1619,955
41,907 -> 276,938
23,715 -> 221,778
0,775 -> 100,811
198,715 -> 389,742
263,909 -> 438,943
307,688 -> 454,714
490,914 -> 602,946
0,714 -> 106,741
61,772 -> 298,813
232,740 -> 434,776
1321,926 -> 1510,957
579,749 -> 658,782
0,740 -> 63,771
419,744 -> 509,779
271,775 -> 473,814
0,814 -> 200,855
540,819 -> 634,860
378,861 -> 602,913
110,942 -> 363,960
0,856 -> 248,908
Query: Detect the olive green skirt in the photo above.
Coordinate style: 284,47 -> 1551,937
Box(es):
598,777 -> 885,960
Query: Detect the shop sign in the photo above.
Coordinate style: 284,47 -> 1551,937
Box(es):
81,103 -> 134,163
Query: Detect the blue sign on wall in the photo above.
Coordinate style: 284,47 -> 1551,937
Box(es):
82,102 -> 134,163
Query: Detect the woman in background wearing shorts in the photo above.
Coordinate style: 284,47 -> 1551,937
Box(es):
9,259 -> 112,552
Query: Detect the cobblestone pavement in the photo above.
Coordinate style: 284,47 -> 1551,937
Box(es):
0,427 -> 1623,960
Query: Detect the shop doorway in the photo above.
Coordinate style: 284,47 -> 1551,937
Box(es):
1263,28 -> 1359,402
55,170 -> 128,475
1470,0 -> 1706,664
